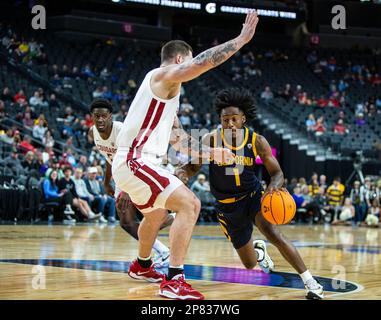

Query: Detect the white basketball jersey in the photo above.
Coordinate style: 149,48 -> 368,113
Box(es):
93,121 -> 123,164
116,68 -> 180,164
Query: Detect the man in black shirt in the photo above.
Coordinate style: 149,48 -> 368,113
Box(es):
57,166 -> 100,221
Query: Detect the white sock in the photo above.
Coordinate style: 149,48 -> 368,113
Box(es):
255,248 -> 264,262
153,239 -> 169,255
169,265 -> 184,269
138,255 -> 151,261
300,270 -> 313,284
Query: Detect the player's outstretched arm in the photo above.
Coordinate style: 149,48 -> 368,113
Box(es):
256,134 -> 284,193
170,117 -> 234,166
157,10 -> 259,84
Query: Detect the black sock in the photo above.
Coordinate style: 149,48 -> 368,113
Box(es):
168,267 -> 184,280
137,257 -> 152,268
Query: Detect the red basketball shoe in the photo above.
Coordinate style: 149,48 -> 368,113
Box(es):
159,274 -> 204,300
128,259 -> 165,283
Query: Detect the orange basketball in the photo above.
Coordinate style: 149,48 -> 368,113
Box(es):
261,190 -> 296,225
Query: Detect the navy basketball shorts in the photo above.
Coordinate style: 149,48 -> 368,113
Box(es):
215,189 -> 263,250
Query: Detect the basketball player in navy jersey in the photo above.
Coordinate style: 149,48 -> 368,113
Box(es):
88,99 -> 173,266
180,88 -> 324,299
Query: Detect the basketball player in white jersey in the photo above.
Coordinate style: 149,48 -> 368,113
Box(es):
112,11 -> 259,300
88,99 -> 173,267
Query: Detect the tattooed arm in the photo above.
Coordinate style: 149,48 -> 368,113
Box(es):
255,134 -> 285,193
154,11 -> 259,84
177,132 -> 215,178
170,116 -> 232,162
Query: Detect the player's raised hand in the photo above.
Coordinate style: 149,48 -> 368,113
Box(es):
238,10 -> 259,44
211,147 -> 235,165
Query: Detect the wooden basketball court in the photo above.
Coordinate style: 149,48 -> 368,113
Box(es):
0,223 -> 380,300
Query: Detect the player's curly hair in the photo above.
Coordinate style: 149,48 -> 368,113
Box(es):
214,87 -> 257,121
90,99 -> 113,113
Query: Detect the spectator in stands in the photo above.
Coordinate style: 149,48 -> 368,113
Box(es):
23,111 -> 34,128
319,175 -> 327,193
61,119 -> 74,139
355,113 -> 366,126
29,91 -> 42,108
333,119 -> 348,135
308,180 -> 320,197
115,56 -> 126,70
113,104 -> 127,122
93,86 -> 103,99
1,87 -> 13,103
101,86 -> 113,100
368,103 -> 377,118
48,93 -> 60,110
365,182 -> 380,209
32,118 -> 47,141
19,135 -> 35,153
21,150 -> 39,173
81,63 -> 95,79
191,174 -> 213,205
306,50 -> 318,65
72,167 -> 106,222
42,145 -> 54,164
57,167 -> 100,222
58,153 -> 72,170
203,113 -> 213,129
292,185 -> 306,223
332,198 -> 355,226
0,100 -> 5,119
35,151 -> 49,176
85,167 -> 116,223
317,95 -> 328,108
13,130 -> 21,146
41,130 -> 54,148
327,92 -> 340,108
278,83 -> 293,101
326,177 -> 345,222
313,116 -> 326,137
76,155 -> 88,172
100,67 -> 110,80
42,169 -> 76,223
287,177 -> 298,193
34,114 -> 48,127
65,148 -> 77,167
84,114 -> 94,129
338,80 -> 349,92
180,97 -> 194,113
298,92 -> 311,106
260,86 -> 274,101
63,106 -> 75,123
13,89 -> 27,105
0,128 -> 14,144
179,109 -> 192,131
376,96 -> 381,109
299,177 -> 307,190
350,180 -> 367,224
363,198 -> 380,227
4,147 -> 24,175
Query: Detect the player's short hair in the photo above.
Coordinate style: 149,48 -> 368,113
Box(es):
90,99 -> 113,113
161,40 -> 193,63
214,87 -> 257,121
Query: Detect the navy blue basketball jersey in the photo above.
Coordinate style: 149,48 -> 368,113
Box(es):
209,127 -> 262,202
